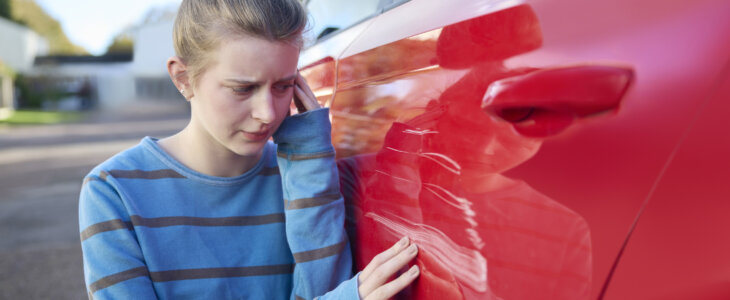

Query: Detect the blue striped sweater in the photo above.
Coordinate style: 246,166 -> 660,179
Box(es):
79,108 -> 359,299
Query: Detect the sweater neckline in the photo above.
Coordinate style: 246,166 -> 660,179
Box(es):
140,136 -> 271,186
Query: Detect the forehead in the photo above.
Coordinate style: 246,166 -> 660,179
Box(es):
208,34 -> 300,79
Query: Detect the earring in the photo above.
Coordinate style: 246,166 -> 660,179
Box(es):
180,89 -> 185,95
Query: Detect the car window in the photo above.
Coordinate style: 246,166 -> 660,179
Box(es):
304,0 -> 381,47
379,0 -> 409,12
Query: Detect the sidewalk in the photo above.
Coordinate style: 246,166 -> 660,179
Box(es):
0,99 -> 189,299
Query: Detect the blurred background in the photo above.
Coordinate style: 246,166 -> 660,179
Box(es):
0,0 -> 189,298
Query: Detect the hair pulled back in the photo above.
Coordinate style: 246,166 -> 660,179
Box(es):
173,0 -> 307,85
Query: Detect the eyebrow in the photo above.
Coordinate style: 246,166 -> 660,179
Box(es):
224,75 -> 296,85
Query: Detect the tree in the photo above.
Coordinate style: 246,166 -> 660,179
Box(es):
104,33 -> 134,56
9,0 -> 88,55
0,0 -> 10,19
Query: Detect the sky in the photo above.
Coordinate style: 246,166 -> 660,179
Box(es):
35,0 -> 182,55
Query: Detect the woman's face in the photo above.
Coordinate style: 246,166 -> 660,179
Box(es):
190,34 -> 299,157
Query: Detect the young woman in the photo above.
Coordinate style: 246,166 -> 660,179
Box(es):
79,0 -> 419,299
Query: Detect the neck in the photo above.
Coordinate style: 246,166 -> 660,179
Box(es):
158,121 -> 262,178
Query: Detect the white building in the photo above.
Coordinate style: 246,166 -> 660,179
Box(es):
0,4 -> 182,111
0,17 -> 49,113
0,17 -> 49,73
131,17 -> 180,101
28,56 -> 135,110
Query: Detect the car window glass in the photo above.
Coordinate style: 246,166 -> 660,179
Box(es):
379,0 -> 409,12
305,0 -> 380,47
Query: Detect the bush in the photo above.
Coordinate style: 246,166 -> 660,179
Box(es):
14,74 -> 72,109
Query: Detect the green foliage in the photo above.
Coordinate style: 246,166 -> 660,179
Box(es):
0,109 -> 82,124
0,0 -> 10,19
10,0 -> 88,55
105,34 -> 134,55
13,74 -> 72,108
0,61 -> 15,78
14,74 -> 43,108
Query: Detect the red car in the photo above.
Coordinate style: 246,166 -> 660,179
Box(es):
299,0 -> 730,298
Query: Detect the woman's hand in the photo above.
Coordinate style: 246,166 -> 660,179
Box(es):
292,71 -> 321,113
358,237 -> 420,300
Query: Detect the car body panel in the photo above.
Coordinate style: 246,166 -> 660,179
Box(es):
340,0 -> 523,58
299,16 -> 380,107
603,65 -> 730,299
504,0 -> 730,298
298,0 -> 730,298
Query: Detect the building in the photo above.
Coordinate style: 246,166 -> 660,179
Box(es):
0,16 -> 49,115
131,15 -> 179,101
25,7 -> 182,109
0,17 -> 49,73
0,5 -> 182,111
28,55 -> 134,110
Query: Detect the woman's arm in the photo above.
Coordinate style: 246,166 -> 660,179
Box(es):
272,74 -> 419,300
274,105 -> 355,299
79,173 -> 158,300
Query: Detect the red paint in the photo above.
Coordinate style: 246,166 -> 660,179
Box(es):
300,0 -> 730,298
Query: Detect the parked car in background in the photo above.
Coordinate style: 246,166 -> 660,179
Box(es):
298,0 -> 730,298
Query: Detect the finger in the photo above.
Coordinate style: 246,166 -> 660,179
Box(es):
360,237 -> 409,283
293,83 -> 319,112
296,72 -> 317,100
363,265 -> 420,300
293,85 -> 308,112
295,73 -> 320,110
359,243 -> 418,297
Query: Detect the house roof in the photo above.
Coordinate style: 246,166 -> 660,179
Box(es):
34,54 -> 133,66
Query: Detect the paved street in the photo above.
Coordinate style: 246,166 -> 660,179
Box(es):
0,101 -> 189,299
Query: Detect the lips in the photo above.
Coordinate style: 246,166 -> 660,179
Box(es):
240,129 -> 270,141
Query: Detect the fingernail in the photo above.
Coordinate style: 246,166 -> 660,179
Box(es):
409,265 -> 420,276
398,236 -> 409,248
409,244 -> 418,255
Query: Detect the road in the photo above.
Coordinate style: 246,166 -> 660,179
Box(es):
0,101 -> 189,299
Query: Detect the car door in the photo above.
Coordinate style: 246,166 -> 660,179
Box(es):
331,2 -> 614,298
502,0 -> 730,298
301,0 -> 730,298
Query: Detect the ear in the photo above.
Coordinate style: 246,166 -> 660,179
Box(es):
167,56 -> 193,100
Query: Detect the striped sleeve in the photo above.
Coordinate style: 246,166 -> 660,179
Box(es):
273,108 -> 360,300
79,173 -> 158,300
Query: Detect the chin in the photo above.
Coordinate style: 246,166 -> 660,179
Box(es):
229,139 -> 269,158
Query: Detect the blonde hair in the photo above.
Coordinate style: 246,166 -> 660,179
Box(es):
173,0 -> 307,85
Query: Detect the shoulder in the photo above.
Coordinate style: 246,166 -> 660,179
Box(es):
79,140 -> 153,228
83,137 -> 165,181
79,137 -> 179,224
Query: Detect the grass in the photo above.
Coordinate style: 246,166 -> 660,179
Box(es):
0,109 -> 84,125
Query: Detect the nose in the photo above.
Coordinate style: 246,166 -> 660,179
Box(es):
250,90 -> 276,124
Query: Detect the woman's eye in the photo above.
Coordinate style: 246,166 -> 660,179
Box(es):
232,86 -> 256,94
274,83 -> 294,92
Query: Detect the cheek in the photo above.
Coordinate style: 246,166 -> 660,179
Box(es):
274,94 -> 293,118
198,90 -> 244,126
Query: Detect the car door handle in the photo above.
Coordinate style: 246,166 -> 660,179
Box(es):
482,65 -> 634,137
